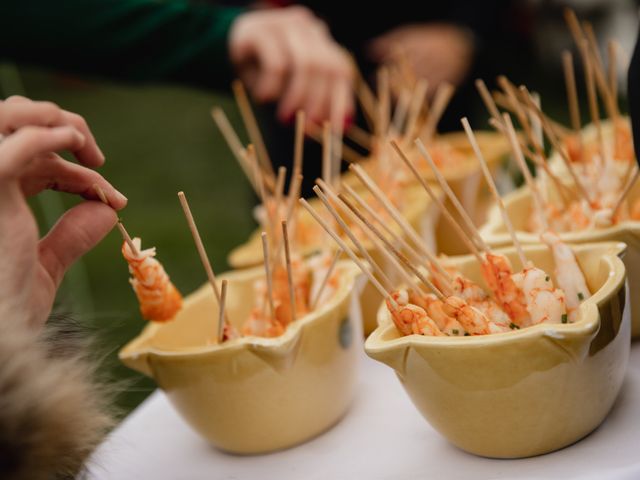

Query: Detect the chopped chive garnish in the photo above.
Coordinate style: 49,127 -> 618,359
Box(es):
509,322 -> 520,330
452,329 -> 459,335
561,314 -> 568,324
577,292 -> 584,301
545,275 -> 550,282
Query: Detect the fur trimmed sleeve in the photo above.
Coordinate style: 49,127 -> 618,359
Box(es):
0,315 -> 115,480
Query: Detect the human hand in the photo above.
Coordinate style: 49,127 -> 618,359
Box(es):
0,96 -> 127,330
368,23 -> 474,94
229,6 -> 355,131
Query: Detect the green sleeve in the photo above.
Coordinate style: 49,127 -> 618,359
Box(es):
0,0 -> 244,89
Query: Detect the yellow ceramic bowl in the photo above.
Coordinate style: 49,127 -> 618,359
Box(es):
228,186 -> 434,335
366,242 -> 630,458
120,261 -> 362,454
480,182 -> 640,337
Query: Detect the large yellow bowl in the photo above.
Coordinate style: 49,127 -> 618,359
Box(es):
119,261 -> 362,454
365,242 -> 630,458
480,181 -> 640,337
228,186 -> 435,335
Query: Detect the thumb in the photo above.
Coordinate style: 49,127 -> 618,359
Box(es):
38,201 -> 117,288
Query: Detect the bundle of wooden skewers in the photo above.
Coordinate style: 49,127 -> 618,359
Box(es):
478,9 -> 639,234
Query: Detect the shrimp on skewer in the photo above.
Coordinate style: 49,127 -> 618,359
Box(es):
540,231 -> 590,321
512,263 -> 567,325
387,291 -> 445,337
122,238 -> 183,322
480,252 -> 530,327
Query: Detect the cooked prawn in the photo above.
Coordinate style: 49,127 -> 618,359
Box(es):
540,231 -> 590,321
511,262 -> 567,325
480,252 -> 530,327
387,291 -> 444,336
122,238 -> 183,322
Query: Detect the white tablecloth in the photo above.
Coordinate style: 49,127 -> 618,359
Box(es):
87,344 -> 640,480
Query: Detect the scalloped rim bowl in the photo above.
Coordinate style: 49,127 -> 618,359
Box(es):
365,242 -> 630,458
119,261 -> 363,454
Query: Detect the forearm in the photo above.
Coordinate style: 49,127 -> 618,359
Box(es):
0,0 -> 244,89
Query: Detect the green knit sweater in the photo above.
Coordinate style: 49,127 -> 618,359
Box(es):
0,1 -> 244,88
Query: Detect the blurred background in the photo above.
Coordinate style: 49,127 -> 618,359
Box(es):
1,0 -> 637,417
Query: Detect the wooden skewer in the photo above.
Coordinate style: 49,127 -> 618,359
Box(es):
346,124 -> 373,150
217,280 -> 228,343
322,121 -> 332,184
608,40 -> 620,120
312,185 -> 394,290
231,80 -> 275,182
502,113 -> 549,226
582,21 -> 617,120
339,192 -> 443,298
493,92 -> 571,139
93,184 -> 139,257
338,192 -> 444,299
388,142 -> 485,264
463,118 -> 529,267
177,191 -> 228,325
414,138 -> 490,252
307,122 -> 363,164
281,221 -> 297,323
340,182 -> 427,269
284,173 -> 303,225
315,182 -> 425,294
580,38 -> 606,161
347,163 -> 452,281
612,168 -> 640,216
261,232 -> 276,321
210,107 -> 255,188
310,249 -> 342,309
420,82 -> 454,142
403,78 -> 428,143
498,77 -> 547,164
293,110 -> 305,179
520,91 -> 593,205
392,88 -> 411,135
562,51 -> 582,134
377,67 -> 391,138
564,8 -> 585,48
475,78 -> 502,126
299,198 -> 396,306
325,187 -> 423,294
274,166 -> 287,209
355,68 -> 378,131
488,118 -> 572,206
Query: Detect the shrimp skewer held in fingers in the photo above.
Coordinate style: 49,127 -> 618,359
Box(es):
122,238 -> 183,323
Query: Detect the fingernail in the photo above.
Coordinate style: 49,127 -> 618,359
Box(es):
344,115 -> 354,130
114,189 -> 128,206
97,145 -> 106,163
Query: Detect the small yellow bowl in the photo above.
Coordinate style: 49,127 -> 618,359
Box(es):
480,182 -> 640,337
120,261 -> 362,454
227,186 -> 434,335
365,242 -> 630,459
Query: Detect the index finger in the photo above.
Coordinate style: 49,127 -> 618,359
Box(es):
0,98 -> 105,168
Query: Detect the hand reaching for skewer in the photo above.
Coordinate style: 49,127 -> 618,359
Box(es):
368,24 -> 474,96
229,6 -> 355,131
0,97 -> 127,330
